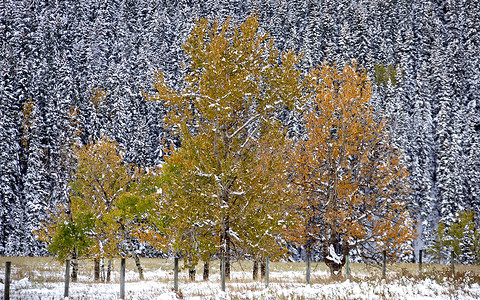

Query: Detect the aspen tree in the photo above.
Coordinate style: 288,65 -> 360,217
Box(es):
288,63 -> 415,278
40,137 -> 161,280
146,15 -> 303,278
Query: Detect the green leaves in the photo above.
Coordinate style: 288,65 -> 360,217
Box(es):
116,193 -> 152,219
42,137 -> 165,262
429,211 -> 480,264
373,63 -> 400,87
47,213 -> 95,261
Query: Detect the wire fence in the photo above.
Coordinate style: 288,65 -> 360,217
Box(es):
1,250 -> 476,300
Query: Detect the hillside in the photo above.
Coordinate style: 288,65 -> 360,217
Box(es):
1,0 -> 479,260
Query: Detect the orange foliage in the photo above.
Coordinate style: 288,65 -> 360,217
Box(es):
287,63 -> 416,276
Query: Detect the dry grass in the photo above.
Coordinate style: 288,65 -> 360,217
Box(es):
1,256 -> 480,286
0,256 -> 64,282
0,257 -> 172,283
2,257 -> 480,299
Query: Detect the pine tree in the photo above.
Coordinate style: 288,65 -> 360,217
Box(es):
20,99 -> 50,255
0,101 -> 23,255
464,1 -> 480,216
0,0 -> 40,255
0,0 -> 479,261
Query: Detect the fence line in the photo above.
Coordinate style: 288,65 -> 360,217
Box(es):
0,252 -> 472,298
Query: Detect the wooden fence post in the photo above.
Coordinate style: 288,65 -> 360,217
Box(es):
265,257 -> 270,288
306,254 -> 311,285
203,261 -> 209,281
345,253 -> 351,281
174,257 -> 179,293
221,256 -> 226,292
64,259 -> 70,298
4,261 -> 11,300
451,250 -> 455,276
120,258 -> 126,299
382,250 -> 386,280
418,250 -> 423,275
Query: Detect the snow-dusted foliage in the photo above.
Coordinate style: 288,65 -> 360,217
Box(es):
1,0 -> 479,260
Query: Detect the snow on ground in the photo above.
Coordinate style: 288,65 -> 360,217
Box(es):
1,268 -> 480,299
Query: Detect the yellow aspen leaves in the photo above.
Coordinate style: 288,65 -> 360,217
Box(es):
145,14 -> 303,276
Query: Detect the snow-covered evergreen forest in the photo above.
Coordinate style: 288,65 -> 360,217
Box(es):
1,0 -> 479,260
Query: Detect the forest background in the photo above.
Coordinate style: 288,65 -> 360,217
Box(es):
1,0 -> 479,265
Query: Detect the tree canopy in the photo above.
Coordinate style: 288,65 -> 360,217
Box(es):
146,14 -> 303,278
288,63 -> 416,277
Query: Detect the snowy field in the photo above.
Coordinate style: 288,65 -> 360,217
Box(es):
1,257 -> 480,299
